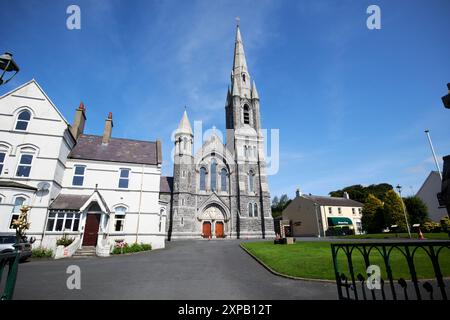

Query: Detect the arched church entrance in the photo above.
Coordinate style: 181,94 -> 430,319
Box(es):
198,204 -> 227,239
202,222 -> 212,238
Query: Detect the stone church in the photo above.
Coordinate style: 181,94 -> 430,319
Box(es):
160,25 -> 275,240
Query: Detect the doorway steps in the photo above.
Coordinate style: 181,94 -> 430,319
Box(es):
73,246 -> 96,257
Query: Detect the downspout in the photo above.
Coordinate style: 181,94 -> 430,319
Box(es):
256,142 -> 266,239
233,138 -> 241,239
228,168 -> 232,237
135,164 -> 144,243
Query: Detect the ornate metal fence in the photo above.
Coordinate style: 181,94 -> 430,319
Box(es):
0,250 -> 20,300
331,241 -> 450,300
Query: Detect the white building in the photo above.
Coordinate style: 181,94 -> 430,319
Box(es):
416,171 -> 447,222
0,80 -> 166,254
282,191 -> 364,237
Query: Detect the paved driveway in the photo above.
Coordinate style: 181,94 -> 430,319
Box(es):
13,240 -> 337,300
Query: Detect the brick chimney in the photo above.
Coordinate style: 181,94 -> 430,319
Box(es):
70,102 -> 86,140
102,112 -> 113,145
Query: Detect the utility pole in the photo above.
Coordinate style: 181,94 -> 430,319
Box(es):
396,185 -> 412,239
424,129 -> 442,180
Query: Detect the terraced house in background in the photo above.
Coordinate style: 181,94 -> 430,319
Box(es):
0,80 -> 167,255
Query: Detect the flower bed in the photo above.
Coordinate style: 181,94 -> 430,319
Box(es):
112,240 -> 151,255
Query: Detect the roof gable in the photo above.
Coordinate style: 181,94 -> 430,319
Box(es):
0,79 -> 69,125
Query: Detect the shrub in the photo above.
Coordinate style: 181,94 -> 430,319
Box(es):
56,234 -> 75,247
421,221 -> 441,233
112,242 -> 151,255
440,216 -> 450,232
32,247 -> 53,258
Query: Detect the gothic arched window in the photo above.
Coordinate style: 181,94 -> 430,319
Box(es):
253,203 -> 258,217
200,167 -> 206,191
220,168 -> 227,191
242,73 -> 246,83
183,137 -> 187,151
243,105 -> 250,124
210,159 -> 217,191
248,170 -> 255,192
248,203 -> 253,217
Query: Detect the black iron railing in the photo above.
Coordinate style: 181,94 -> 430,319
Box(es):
331,241 -> 450,300
0,250 -> 20,300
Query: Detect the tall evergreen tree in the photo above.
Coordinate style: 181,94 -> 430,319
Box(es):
403,196 -> 428,225
383,189 -> 409,231
361,194 -> 385,233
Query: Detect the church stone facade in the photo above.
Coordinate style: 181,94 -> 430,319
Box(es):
160,25 -> 275,240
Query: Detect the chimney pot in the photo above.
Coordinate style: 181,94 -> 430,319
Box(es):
108,112 -> 112,119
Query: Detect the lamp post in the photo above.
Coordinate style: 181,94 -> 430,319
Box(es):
424,129 -> 442,180
396,185 -> 412,239
314,203 -> 321,238
0,52 -> 20,85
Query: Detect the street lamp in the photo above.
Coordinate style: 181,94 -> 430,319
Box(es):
396,185 -> 412,239
442,83 -> 450,109
313,203 -> 322,238
0,52 -> 20,85
424,129 -> 442,180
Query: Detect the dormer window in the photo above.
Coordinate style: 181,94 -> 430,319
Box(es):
243,105 -> 250,124
15,110 -> 31,131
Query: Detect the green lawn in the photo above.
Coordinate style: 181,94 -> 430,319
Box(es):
241,241 -> 450,281
341,232 -> 449,240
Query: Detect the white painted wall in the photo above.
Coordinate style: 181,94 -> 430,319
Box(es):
0,80 -> 74,247
0,80 -> 166,253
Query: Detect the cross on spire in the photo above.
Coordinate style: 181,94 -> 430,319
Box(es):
235,16 -> 240,27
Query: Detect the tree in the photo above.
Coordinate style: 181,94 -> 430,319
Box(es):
272,196 -> 279,208
361,194 -> 385,233
271,194 -> 291,218
403,196 -> 428,225
383,190 -> 408,231
279,194 -> 289,209
329,183 -> 393,204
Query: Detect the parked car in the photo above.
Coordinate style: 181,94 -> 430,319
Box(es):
0,234 -> 33,261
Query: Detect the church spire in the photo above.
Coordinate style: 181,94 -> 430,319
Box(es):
176,109 -> 193,136
232,24 -> 248,75
231,21 -> 251,98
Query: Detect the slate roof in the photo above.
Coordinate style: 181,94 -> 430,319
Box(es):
68,134 -> 159,165
0,180 -> 37,191
302,195 -> 363,207
49,194 -> 91,210
160,176 -> 173,193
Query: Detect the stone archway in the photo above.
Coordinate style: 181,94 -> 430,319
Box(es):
198,204 -> 227,238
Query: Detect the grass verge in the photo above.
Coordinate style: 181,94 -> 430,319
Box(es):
241,241 -> 450,281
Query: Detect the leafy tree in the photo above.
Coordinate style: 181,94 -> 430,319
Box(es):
383,189 -> 409,231
272,196 -> 279,208
271,194 -> 291,218
329,183 -> 394,204
403,196 -> 428,225
361,194 -> 385,233
279,194 -> 289,208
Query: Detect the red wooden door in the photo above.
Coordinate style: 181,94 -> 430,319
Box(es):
202,222 -> 211,238
83,214 -> 100,246
215,222 -> 224,238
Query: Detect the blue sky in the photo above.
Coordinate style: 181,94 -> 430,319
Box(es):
1,0 -> 449,199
